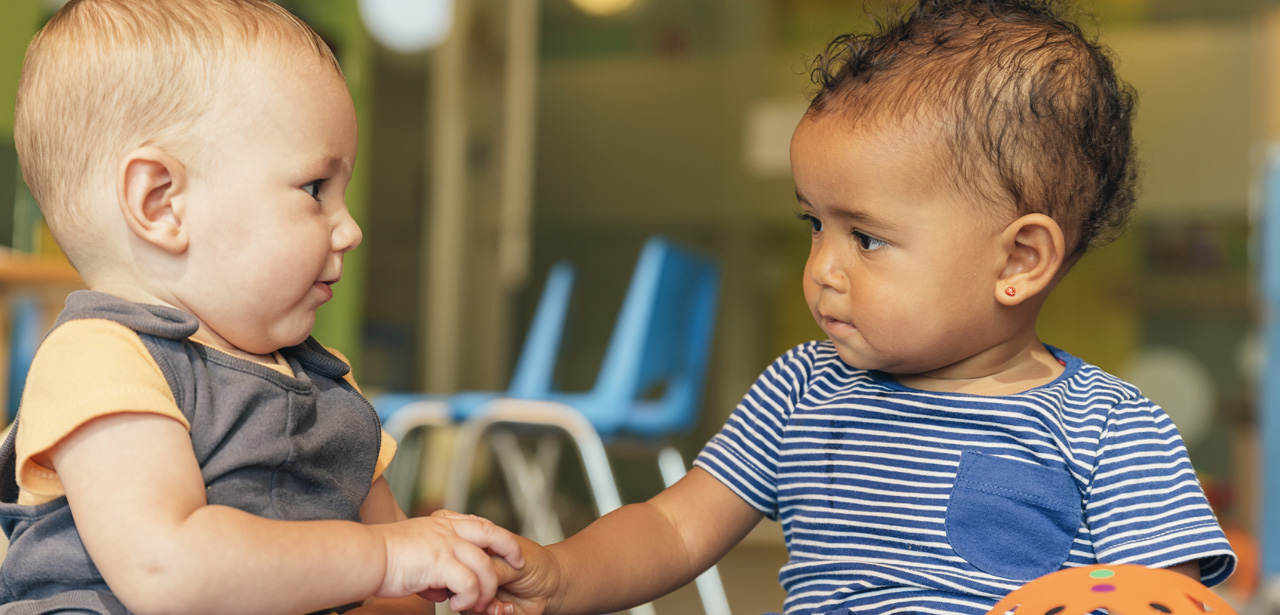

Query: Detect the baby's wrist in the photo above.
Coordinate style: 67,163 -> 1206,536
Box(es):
542,545 -> 569,614
366,525 -> 399,597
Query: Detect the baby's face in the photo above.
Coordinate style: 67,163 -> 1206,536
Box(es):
176,51 -> 361,357
790,114 -> 1013,378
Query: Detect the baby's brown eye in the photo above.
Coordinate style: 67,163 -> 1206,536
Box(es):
794,211 -> 822,232
853,230 -> 887,251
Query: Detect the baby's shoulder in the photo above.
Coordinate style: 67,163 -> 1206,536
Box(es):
1056,352 -> 1148,405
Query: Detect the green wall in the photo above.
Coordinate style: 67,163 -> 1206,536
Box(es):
0,0 -> 40,138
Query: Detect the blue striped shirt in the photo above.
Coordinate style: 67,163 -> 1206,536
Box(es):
694,341 -> 1235,615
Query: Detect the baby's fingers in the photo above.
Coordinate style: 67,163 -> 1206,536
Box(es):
432,556 -> 483,613
448,541 -> 502,612
419,588 -> 449,603
450,515 -> 525,570
491,553 -> 522,586
461,595 -> 516,615
483,599 -> 516,615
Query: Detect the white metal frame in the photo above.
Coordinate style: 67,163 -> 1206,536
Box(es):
444,399 -> 731,615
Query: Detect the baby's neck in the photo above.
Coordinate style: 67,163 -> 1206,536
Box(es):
87,283 -> 283,366
892,343 -> 1065,396
189,331 -> 281,366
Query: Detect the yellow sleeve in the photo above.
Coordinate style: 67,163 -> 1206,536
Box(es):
16,319 -> 189,503
324,346 -> 398,483
375,429 -> 398,483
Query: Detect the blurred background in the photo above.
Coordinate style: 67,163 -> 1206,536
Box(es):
0,0 -> 1275,611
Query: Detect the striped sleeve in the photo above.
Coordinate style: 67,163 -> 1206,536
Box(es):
1083,394 -> 1236,585
694,342 -> 817,520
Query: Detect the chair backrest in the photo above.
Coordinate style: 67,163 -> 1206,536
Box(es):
507,261 -> 576,399
372,261 -> 575,424
8,296 -> 42,424
579,236 -> 720,437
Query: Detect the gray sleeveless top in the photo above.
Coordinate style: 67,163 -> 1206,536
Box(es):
0,291 -> 382,613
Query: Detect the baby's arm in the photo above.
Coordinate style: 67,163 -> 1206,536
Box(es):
1167,561 -> 1201,581
490,467 -> 763,615
53,412 -> 520,615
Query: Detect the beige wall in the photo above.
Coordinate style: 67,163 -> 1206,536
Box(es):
527,17 -> 1264,437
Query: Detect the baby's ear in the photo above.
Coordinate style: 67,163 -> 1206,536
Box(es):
117,147 -> 188,254
995,213 -> 1066,306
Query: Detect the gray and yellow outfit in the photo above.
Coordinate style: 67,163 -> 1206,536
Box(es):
0,291 -> 393,614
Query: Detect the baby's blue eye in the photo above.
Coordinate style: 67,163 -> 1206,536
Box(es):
794,211 -> 822,233
854,230 -> 887,251
303,179 -> 326,200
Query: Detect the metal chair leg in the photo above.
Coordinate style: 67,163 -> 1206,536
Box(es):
658,446 -> 732,615
445,400 -> 626,513
381,400 -> 452,512
384,431 -> 424,513
490,429 -> 565,543
443,400 -> 656,615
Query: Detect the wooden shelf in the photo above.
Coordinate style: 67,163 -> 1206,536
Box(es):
0,252 -> 83,424
0,253 -> 81,286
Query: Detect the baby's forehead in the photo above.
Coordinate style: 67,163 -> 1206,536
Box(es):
810,108 -> 1020,214
808,99 -> 962,169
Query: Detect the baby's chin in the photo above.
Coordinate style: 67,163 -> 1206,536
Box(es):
828,342 -> 922,376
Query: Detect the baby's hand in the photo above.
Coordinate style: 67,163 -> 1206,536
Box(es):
464,537 -> 558,615
372,510 -> 524,613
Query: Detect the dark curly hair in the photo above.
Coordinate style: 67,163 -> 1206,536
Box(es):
808,0 -> 1138,260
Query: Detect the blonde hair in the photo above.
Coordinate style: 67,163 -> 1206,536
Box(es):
14,0 -> 342,266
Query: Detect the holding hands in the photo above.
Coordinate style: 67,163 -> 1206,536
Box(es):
372,510 -> 526,614
462,535 -> 559,615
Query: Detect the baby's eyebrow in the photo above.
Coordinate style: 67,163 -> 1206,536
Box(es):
310,155 -> 352,175
833,209 -> 891,230
796,189 -> 897,233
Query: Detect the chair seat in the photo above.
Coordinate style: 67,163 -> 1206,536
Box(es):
376,390 -> 503,427
536,392 -> 697,440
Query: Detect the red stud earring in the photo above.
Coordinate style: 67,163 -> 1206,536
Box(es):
1004,286 -> 1017,297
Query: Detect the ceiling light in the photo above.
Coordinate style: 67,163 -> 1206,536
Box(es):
569,0 -> 635,17
358,0 -> 453,53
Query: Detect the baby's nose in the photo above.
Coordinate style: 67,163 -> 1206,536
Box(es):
333,211 -> 363,253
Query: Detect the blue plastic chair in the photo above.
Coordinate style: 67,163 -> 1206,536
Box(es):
373,261 -> 576,511
7,296 -> 42,424
443,236 -> 729,615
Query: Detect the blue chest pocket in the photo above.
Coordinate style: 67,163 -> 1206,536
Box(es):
945,451 -> 1081,581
